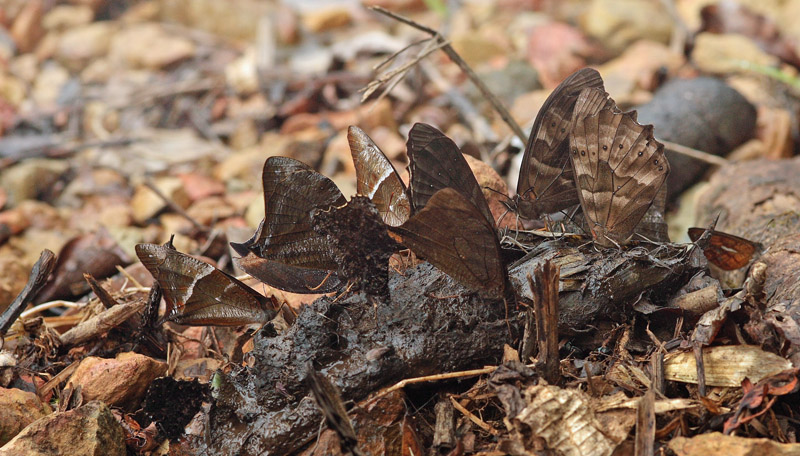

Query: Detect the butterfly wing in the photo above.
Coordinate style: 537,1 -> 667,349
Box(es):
136,243 -> 277,326
231,156 -> 346,293
687,228 -> 758,270
570,88 -> 669,246
348,126 -> 411,226
406,123 -> 495,228
515,68 -> 606,219
389,188 -> 506,298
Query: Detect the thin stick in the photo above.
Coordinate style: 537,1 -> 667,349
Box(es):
661,140 -> 729,166
369,6 -> 527,144
144,179 -> 208,231
370,366 -> 496,400
20,300 -> 81,319
449,395 -> 501,436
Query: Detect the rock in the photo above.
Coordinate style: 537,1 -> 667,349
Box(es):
158,0 -> 271,42
130,177 -> 191,224
185,196 -> 237,226
526,22 -> 592,88
109,24 -> 195,70
463,154 -> 512,229
301,7 -> 352,33
66,353 -> 167,410
10,0 -> 44,54
0,388 -> 51,446
0,73 -> 27,108
691,33 -> 779,74
55,22 -> 115,71
0,400 -> 125,456
42,5 -> 94,31
0,158 -> 70,207
598,40 -> 685,103
177,173 -> 226,203
580,0 -> 672,55
225,48 -> 259,96
31,62 -> 70,109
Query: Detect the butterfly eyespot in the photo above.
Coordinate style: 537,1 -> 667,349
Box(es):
637,151 -> 643,156
658,166 -> 664,171
560,127 -> 566,133
550,121 -> 556,127
580,150 -> 586,156
619,144 -> 623,149
573,148 -> 578,155
602,145 -> 608,150
654,159 -> 659,164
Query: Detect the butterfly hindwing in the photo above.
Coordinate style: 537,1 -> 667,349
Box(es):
406,123 -> 495,227
570,88 -> 669,246
389,188 -> 506,298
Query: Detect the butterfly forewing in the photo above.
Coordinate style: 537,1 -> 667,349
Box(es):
348,126 -> 411,226
389,188 -> 506,298
515,68 -> 606,219
136,244 -> 277,326
570,88 -> 669,246
406,123 -> 495,227
688,228 -> 758,270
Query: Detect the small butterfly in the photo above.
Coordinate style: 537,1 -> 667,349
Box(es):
231,156 -> 345,293
687,228 -> 758,270
136,243 -> 279,326
513,68 -> 606,220
348,126 -> 411,227
569,87 -> 669,247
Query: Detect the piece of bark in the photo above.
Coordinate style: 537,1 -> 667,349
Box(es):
0,249 -> 56,336
509,238 -> 704,335
529,261 -> 560,385
634,389 -> 656,456
432,397 -> 456,451
60,299 -> 146,347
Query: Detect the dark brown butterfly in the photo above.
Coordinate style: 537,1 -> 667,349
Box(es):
389,188 -> 507,298
687,228 -> 758,270
348,126 -> 411,226
231,156 -> 345,293
514,68 -> 606,219
136,243 -> 278,326
406,122 -> 495,225
569,87 -> 669,247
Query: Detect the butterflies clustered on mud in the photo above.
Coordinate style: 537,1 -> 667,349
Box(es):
135,68 -> 756,326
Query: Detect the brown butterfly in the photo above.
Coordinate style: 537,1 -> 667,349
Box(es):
348,126 -> 411,227
687,228 -> 758,270
513,68 -> 606,220
231,156 -> 345,294
406,123 -> 495,225
569,87 -> 669,247
389,187 -> 507,298
136,243 -> 278,326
